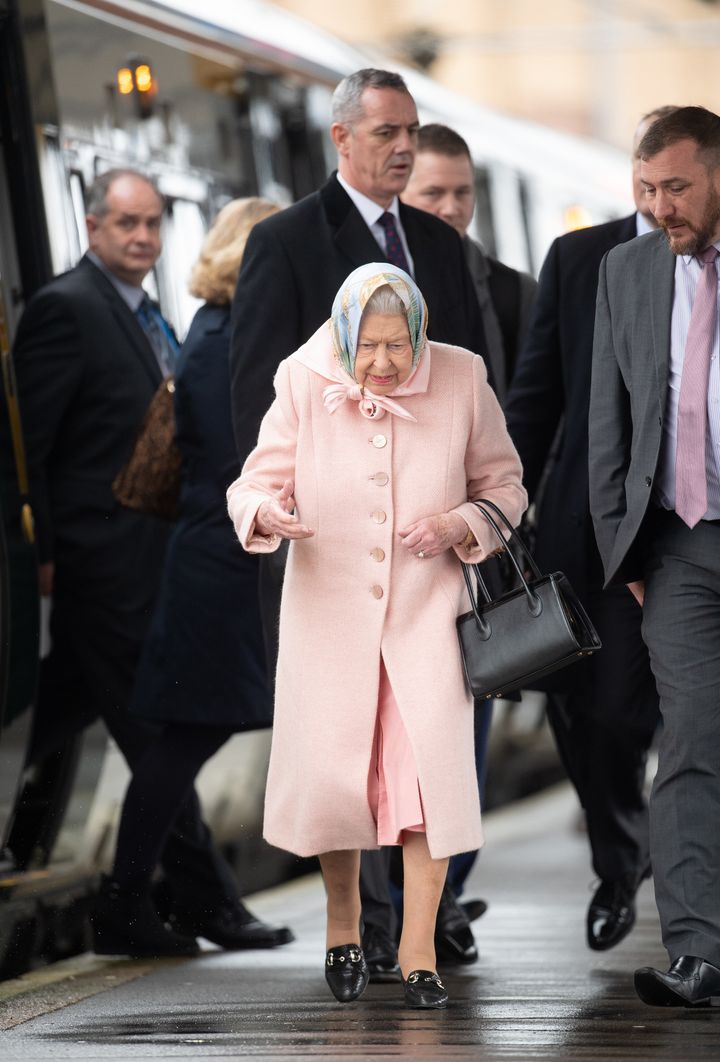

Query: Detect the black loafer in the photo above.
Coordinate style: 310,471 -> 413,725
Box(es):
586,880 -> 636,951
325,943 -> 369,1003
635,956 -> 720,1007
403,969 -> 449,1009
361,925 -> 401,982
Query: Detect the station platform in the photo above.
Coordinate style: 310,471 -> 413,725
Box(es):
1,784 -> 718,1060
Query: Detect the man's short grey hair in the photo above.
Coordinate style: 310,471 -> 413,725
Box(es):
85,168 -> 164,218
332,68 -> 410,127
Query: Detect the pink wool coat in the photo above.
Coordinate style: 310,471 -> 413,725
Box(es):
227,336 -> 527,859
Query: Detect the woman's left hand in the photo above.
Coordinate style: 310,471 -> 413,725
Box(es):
398,512 -> 468,559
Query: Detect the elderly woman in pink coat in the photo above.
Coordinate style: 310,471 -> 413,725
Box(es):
228,263 -> 526,1009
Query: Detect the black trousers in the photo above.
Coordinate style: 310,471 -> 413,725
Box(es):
546,583 -> 659,886
29,590 -> 240,911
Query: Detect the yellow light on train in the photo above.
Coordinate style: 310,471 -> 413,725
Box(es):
117,67 -> 134,95
135,64 -> 154,93
564,205 -> 593,232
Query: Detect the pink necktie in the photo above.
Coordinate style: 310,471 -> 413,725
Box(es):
675,245 -> 719,528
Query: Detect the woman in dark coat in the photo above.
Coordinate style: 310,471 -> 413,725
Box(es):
93,198 -> 288,955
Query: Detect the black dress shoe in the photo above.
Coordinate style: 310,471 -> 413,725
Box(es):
403,969 -> 449,1009
361,925 -> 401,982
435,884 -> 478,964
325,943 -> 370,1002
635,956 -> 720,1007
461,898 -> 488,923
91,876 -> 199,958
171,899 -> 294,950
586,879 -> 637,951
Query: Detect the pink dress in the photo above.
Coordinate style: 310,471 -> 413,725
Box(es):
367,659 -> 426,844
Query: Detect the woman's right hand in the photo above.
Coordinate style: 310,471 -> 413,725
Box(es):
255,479 -> 315,540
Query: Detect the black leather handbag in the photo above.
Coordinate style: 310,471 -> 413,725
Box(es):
456,499 -> 601,700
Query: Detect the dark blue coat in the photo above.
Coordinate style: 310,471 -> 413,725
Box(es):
130,304 -> 272,728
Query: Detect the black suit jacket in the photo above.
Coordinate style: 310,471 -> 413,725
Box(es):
12,255 -> 167,608
230,173 -> 488,461
504,214 -> 637,595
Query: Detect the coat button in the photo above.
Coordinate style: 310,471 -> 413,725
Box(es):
371,584 -> 384,599
371,472 -> 389,485
372,434 -> 387,448
371,510 -> 387,523
370,547 -> 385,562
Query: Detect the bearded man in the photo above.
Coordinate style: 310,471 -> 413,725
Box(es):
589,105 -> 720,1008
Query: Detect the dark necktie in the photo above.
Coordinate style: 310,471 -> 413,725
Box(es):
675,246 -> 719,528
378,212 -> 411,275
136,296 -> 178,378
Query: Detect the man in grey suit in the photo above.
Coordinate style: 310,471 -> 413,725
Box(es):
590,106 -> 720,1007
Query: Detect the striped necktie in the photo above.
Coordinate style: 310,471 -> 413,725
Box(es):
675,245 -> 719,528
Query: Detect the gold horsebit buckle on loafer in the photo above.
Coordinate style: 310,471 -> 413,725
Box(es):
407,972 -> 444,987
326,947 -> 362,966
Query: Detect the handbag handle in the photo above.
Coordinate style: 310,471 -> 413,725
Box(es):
461,500 -> 542,638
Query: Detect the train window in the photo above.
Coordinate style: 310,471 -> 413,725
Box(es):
471,168 -> 496,258
487,165 -> 532,274
155,197 -> 205,339
69,171 -> 88,256
517,178 -> 536,276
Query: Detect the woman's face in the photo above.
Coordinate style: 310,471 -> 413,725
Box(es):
354,312 -> 413,395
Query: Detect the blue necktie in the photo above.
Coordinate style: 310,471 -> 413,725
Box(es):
136,297 -> 178,378
378,212 -> 411,275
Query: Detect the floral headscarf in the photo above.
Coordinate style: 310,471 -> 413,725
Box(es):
330,263 -> 428,378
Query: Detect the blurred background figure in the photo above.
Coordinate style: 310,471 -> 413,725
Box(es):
402,123 -> 537,404
402,122 -> 537,932
92,197 -> 295,957
10,170 -> 262,959
503,109 -> 676,953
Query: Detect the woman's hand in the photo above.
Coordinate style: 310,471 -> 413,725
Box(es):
398,511 -> 468,559
255,479 -> 315,540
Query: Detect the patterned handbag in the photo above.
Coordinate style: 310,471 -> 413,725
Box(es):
456,499 -> 601,699
112,376 -> 182,521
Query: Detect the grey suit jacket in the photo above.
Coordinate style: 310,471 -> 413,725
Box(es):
589,228 -> 675,586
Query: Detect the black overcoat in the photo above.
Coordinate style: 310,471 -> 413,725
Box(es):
12,254 -> 169,627
130,305 -> 272,728
505,214 -> 637,595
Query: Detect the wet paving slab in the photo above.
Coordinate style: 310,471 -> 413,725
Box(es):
2,785 -> 718,1060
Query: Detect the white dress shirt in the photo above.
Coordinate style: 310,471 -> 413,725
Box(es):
336,172 -> 415,276
654,239 -> 720,520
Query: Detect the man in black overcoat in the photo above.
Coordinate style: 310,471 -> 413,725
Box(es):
230,68 -> 488,978
503,111 -> 675,951
12,169 -> 290,956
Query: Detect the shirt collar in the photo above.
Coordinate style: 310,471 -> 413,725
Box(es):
86,250 -> 147,312
680,239 -> 720,267
336,172 -> 401,229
